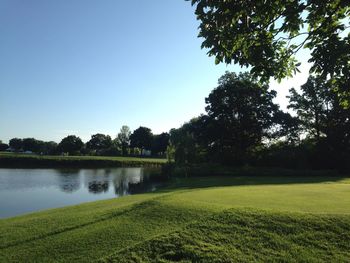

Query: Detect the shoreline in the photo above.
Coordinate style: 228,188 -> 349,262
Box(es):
0,153 -> 166,169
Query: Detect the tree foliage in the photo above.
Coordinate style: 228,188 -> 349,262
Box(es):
9,138 -> 23,151
204,72 -> 281,163
188,0 -> 350,98
130,127 -> 153,152
58,135 -> 84,155
0,143 -> 9,151
86,134 -> 112,152
170,117 -> 208,164
151,133 -> 170,156
288,75 -> 350,153
22,138 -> 44,152
116,125 -> 131,156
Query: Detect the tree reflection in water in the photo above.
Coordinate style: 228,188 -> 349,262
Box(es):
55,169 -> 81,193
54,168 -> 162,195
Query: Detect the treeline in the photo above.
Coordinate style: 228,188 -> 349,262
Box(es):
2,72 -> 349,170
1,126 -> 169,157
168,72 -> 350,170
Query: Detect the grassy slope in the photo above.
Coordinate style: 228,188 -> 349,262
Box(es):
1,175 -> 350,262
0,152 -> 166,168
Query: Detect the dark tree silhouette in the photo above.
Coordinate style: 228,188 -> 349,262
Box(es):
58,135 -> 84,155
151,133 -> 170,156
9,138 -> 23,151
86,134 -> 112,152
130,127 -> 153,153
204,72 -> 280,163
22,138 -> 44,153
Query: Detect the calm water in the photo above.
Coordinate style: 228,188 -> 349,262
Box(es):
0,167 -> 163,218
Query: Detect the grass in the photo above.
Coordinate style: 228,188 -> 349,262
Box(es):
1,173 -> 350,262
102,210 -> 350,262
0,152 -> 166,168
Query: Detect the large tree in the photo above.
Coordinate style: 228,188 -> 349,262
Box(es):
86,134 -> 112,153
151,133 -> 170,156
204,72 -> 280,163
58,135 -> 84,155
130,127 -> 153,153
288,76 -> 331,142
188,0 -> 350,105
288,76 -> 350,152
0,142 -> 9,151
9,138 -> 23,151
22,138 -> 44,153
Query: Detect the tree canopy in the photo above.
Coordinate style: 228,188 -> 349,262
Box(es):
116,125 -> 131,156
9,138 -> 23,151
188,0 -> 350,103
130,127 -> 153,152
204,72 -> 281,163
58,135 -> 84,155
151,133 -> 170,156
86,134 -> 112,152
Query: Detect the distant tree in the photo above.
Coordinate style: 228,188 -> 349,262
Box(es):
116,126 -> 131,156
22,138 -> 44,153
0,143 -> 9,151
130,127 -> 153,153
41,141 -> 58,155
170,116 -> 208,164
107,139 -> 122,156
151,133 -> 170,156
9,138 -> 23,151
86,134 -> 112,154
58,135 -> 84,155
204,72 -> 280,164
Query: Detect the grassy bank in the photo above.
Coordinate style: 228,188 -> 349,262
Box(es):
0,152 -> 166,168
1,174 -> 350,262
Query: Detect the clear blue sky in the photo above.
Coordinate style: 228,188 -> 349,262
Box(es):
0,0 -> 307,143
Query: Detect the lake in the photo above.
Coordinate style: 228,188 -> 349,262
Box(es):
0,167 -> 163,218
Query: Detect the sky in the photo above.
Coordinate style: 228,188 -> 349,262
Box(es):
0,0 -> 310,143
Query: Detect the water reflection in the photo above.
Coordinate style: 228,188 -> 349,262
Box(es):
0,167 -> 163,218
48,168 -> 162,195
55,169 -> 81,193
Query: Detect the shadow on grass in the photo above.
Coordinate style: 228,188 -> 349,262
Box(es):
157,166 -> 350,192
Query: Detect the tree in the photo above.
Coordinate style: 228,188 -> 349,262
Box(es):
288,76 -> 332,142
0,142 -> 9,151
151,133 -> 170,156
116,126 -> 131,156
9,138 -> 23,151
58,135 -> 84,155
130,127 -> 153,153
41,141 -> 58,155
86,134 -> 112,153
204,72 -> 280,164
188,0 -> 350,104
271,111 -> 301,145
22,138 -> 43,153
288,75 -> 350,154
170,117 -> 208,164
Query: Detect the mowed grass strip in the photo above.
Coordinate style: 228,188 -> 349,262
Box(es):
102,209 -> 350,263
0,175 -> 350,262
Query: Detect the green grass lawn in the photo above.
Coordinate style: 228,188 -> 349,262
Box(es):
1,174 -> 350,262
0,152 -> 166,168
